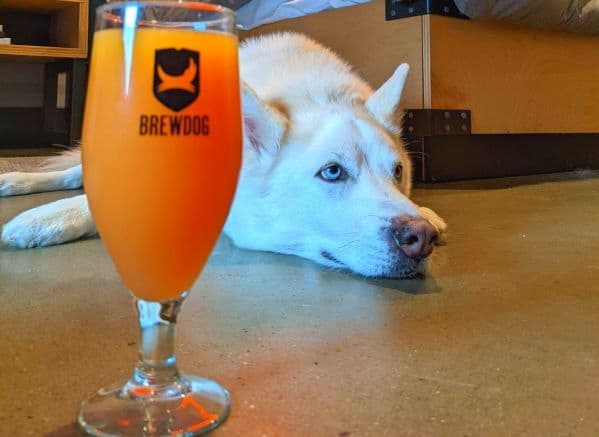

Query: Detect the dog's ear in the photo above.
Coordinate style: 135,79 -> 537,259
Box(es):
365,63 -> 409,133
242,83 -> 287,156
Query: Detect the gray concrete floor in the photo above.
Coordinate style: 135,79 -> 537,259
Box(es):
1,172 -> 598,436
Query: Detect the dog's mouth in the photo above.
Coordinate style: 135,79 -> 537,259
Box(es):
321,250 -> 424,279
386,270 -> 424,280
380,255 -> 424,279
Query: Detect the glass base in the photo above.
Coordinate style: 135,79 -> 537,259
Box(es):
78,374 -> 230,436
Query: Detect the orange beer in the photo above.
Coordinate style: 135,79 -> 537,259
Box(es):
82,28 -> 241,301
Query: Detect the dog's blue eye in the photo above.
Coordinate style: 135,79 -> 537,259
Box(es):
318,163 -> 346,182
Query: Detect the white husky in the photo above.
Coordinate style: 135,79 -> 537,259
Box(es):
1,33 -> 446,278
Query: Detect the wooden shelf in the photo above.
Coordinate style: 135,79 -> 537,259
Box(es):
0,44 -> 86,61
0,0 -> 89,147
0,0 -> 88,61
1,0 -> 85,13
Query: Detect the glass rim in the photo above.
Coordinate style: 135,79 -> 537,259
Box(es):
96,1 -> 235,28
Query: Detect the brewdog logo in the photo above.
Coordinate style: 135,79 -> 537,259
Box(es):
153,48 -> 200,112
140,48 -> 209,136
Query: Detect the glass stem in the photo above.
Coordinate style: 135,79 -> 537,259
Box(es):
130,292 -> 188,389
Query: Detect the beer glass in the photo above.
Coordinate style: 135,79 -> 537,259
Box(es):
78,2 -> 241,435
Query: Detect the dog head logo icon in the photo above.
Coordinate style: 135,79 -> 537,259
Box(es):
153,48 -> 200,112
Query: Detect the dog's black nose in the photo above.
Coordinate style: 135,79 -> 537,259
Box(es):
391,215 -> 438,259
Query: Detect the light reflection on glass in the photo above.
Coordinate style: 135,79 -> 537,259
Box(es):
122,5 -> 138,95
170,394 -> 218,435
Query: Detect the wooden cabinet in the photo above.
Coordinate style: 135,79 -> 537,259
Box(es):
242,0 -> 599,180
242,0 -> 599,135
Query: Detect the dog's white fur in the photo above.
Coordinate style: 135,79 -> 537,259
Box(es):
1,33 -> 445,277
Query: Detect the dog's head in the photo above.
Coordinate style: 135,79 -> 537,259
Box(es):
225,64 -> 446,278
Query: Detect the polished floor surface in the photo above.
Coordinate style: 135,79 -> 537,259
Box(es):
1,171 -> 598,436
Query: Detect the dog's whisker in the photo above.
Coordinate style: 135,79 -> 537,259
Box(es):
336,239 -> 361,250
406,151 -> 428,158
405,149 -> 431,159
400,136 -> 419,144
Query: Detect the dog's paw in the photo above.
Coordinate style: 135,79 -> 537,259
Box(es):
2,207 -> 74,248
418,206 -> 447,245
0,172 -> 34,197
1,195 -> 96,248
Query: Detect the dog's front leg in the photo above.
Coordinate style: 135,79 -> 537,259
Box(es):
1,194 -> 96,248
0,164 -> 82,197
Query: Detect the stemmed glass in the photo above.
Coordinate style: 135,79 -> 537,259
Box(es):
77,2 -> 241,435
